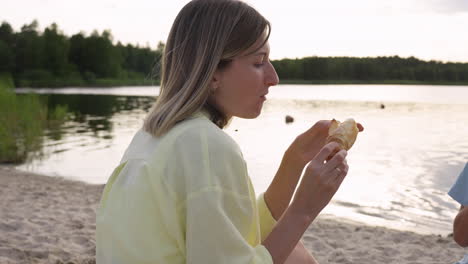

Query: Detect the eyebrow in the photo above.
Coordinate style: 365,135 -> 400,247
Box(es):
250,52 -> 270,61
253,52 -> 268,57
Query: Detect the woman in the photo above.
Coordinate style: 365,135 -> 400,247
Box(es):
96,0 -> 362,263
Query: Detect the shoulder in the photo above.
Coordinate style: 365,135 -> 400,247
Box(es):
121,113 -> 242,163
170,114 -> 243,158
158,114 -> 250,197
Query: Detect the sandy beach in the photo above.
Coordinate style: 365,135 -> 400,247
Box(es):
0,165 -> 465,264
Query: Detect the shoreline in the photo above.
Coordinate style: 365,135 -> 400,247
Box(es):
1,165 -> 465,264
278,79 -> 468,86
12,80 -> 468,89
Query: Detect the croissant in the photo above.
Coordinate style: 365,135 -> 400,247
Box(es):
326,118 -> 359,150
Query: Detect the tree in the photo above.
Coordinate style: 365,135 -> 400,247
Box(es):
80,30 -> 122,78
43,23 -> 70,75
0,40 -> 14,72
15,20 -> 45,74
0,22 -> 15,46
69,33 -> 86,73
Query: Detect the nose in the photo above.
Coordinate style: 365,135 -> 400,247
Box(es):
265,61 -> 279,87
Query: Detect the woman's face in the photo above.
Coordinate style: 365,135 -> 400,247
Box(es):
210,40 -> 279,119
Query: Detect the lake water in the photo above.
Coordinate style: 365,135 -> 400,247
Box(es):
15,84 -> 468,235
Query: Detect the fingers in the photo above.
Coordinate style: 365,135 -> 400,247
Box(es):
332,169 -> 348,186
336,161 -> 348,173
314,120 -> 332,130
325,147 -> 340,162
314,142 -> 341,163
323,149 -> 347,175
327,159 -> 349,184
304,120 -> 332,137
357,123 -> 364,132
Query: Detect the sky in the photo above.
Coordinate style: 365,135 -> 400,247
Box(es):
2,0 -> 468,62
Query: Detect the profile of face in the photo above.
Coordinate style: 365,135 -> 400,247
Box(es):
209,39 -> 279,119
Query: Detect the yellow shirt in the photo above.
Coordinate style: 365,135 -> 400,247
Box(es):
96,111 -> 276,264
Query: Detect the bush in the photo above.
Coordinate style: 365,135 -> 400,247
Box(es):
0,72 -> 14,90
0,88 -> 47,163
0,74 -> 70,162
16,69 -> 54,88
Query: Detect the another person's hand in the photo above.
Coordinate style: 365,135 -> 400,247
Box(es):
454,205 -> 468,247
292,142 -> 348,218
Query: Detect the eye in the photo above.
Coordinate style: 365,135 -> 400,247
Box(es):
254,62 -> 264,68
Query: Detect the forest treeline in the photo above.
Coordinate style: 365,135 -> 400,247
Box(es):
1,20 -> 468,88
0,20 -> 161,87
272,56 -> 468,84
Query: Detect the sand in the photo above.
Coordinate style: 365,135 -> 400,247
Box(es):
0,165 -> 465,264
0,166 -> 101,264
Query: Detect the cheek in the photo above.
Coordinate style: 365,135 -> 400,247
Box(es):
212,85 -> 236,107
219,66 -> 263,101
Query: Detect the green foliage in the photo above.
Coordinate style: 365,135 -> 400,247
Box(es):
0,76 -> 69,163
14,20 -> 45,74
43,23 -> 70,75
0,72 -> 14,90
0,88 -> 46,163
47,104 -> 69,141
0,20 -> 163,88
2,18 -> 468,87
0,40 -> 14,72
272,56 -> 468,84
48,104 -> 68,121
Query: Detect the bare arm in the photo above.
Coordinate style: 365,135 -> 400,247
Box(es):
265,150 -> 305,219
264,120 -> 332,219
262,121 -> 362,264
265,121 -> 363,219
263,122 -> 330,264
263,154 -> 318,264
454,205 -> 468,247
262,143 -> 348,264
284,241 -> 319,264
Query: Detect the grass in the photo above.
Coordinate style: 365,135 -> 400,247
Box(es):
0,84 -> 46,163
0,72 -> 68,163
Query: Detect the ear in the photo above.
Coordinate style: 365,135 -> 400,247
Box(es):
211,69 -> 222,92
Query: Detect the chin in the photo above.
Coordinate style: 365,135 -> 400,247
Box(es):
238,109 -> 262,119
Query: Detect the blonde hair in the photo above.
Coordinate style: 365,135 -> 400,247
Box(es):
144,0 -> 271,136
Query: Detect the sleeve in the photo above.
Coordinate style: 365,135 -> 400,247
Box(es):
448,163 -> 468,206
256,192 -> 277,241
169,124 -> 273,264
186,188 -> 273,264
97,160 -> 177,264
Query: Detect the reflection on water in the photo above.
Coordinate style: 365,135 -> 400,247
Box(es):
19,94 -> 155,183
15,85 -> 468,235
45,94 -> 154,140
227,98 -> 467,235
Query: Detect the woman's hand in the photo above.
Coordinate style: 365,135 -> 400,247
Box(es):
285,120 -> 363,169
285,120 -> 332,169
291,142 -> 349,218
263,143 -> 348,264
265,120 -> 362,220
